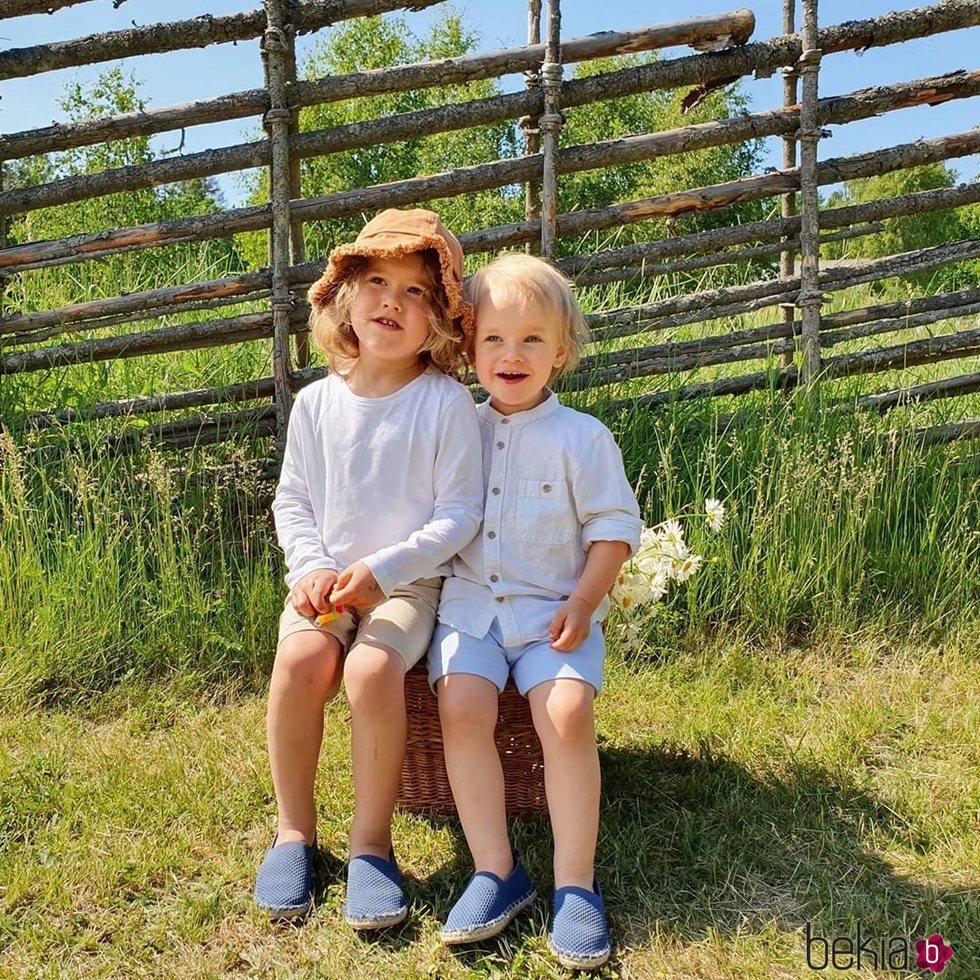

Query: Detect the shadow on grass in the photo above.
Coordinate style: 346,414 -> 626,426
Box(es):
415,742 -> 978,974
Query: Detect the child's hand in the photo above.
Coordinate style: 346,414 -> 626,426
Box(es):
549,597 -> 593,651
330,560 -> 383,612
290,568 -> 340,618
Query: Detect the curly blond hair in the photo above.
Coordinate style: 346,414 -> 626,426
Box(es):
309,251 -> 466,378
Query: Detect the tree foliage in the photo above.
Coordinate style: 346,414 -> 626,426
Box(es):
240,13 -> 764,278
823,162 -> 980,291
5,68 -> 237,317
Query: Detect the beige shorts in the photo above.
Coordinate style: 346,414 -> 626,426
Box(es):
277,577 -> 441,669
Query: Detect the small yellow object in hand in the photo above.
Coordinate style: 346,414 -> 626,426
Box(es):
314,602 -> 344,627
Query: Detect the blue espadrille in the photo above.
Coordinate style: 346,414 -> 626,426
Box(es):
343,850 -> 408,930
253,837 -> 317,920
440,856 -> 536,944
547,880 -> 611,970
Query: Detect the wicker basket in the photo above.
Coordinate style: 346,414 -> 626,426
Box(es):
397,659 -> 547,816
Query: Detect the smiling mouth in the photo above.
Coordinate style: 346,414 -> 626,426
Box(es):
374,317 -> 401,330
497,371 -> 529,383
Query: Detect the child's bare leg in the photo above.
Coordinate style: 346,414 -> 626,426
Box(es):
267,631 -> 344,845
437,674 -> 511,876
344,642 -> 407,859
527,678 -> 599,890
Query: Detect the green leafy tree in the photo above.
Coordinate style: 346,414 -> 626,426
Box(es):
7,68 -> 238,316
239,13 -> 520,270
823,162 -> 979,291
4,69 -> 248,414
239,18 -> 765,300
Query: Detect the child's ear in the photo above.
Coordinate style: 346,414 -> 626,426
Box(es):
553,345 -> 568,370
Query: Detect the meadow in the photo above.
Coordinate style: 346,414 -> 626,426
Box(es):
1,262 -> 978,977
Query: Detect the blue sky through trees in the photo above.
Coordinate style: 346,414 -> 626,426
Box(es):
2,0 -> 977,206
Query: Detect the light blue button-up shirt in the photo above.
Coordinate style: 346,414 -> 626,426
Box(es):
438,392 -> 643,647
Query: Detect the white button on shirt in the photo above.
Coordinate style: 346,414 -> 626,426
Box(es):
439,393 -> 643,646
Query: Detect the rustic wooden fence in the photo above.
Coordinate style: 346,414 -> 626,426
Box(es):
1,0 -> 978,454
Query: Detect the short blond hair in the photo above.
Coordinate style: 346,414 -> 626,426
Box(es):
309,250 -> 466,378
465,252 -> 590,374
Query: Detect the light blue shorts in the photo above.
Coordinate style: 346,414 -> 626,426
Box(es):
428,618 -> 606,696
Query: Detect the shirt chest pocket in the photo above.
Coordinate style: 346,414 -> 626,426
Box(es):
515,479 -> 574,546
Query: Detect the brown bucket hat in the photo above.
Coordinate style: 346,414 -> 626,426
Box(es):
307,208 -> 474,338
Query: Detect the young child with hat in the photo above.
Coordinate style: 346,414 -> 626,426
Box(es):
254,209 -> 484,928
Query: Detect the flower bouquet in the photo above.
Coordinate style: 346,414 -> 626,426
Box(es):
610,498 -> 725,653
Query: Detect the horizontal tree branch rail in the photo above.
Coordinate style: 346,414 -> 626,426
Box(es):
4,1 -> 971,161
905,418 -> 980,447
92,406 -> 278,455
0,265 -> 323,344
559,180 -> 980,276
0,292 -> 282,350
2,0 -> 100,17
0,312 -> 274,376
0,13 -> 757,160
573,292 -> 980,378
570,338 -> 796,388
609,367 -> 800,410
0,270 -> 271,337
822,326 -> 980,377
27,296 -> 975,430
820,285 -> 980,328
570,1 -> 980,107
22,376 -> 278,430
588,237 -> 980,331
572,225 -> 883,287
0,0 -> 447,81
555,131 -> 980,243
567,302 -> 980,390
0,263 -> 330,338
17,228 -> 972,358
5,124 -> 978,275
588,238 -> 980,342
605,321 -> 980,409
612,375 -> 980,442
857,373 -> 980,412
8,66 -> 979,216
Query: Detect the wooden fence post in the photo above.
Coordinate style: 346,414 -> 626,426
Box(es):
779,0 -> 798,369
797,0 -> 824,385
283,2 -> 311,370
539,0 -> 562,259
522,0 -> 542,255
262,0 -> 296,445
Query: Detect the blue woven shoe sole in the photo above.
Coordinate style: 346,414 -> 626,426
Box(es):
548,882 -> 611,970
547,935 -> 611,970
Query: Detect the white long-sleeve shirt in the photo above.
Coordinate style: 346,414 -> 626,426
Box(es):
438,393 -> 643,646
272,370 -> 484,596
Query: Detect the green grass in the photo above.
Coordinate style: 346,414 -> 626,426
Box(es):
2,248 -> 979,976
1,638 -> 976,978
2,372 -> 978,705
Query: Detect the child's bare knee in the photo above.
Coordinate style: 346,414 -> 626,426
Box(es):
273,633 -> 342,696
343,643 -> 404,704
437,676 -> 498,732
532,681 -> 595,742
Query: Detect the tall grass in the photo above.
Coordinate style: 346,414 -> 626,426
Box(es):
2,379 -> 976,707
0,432 -> 282,706
609,391 -> 979,646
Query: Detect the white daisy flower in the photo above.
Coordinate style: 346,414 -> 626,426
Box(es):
705,498 -> 725,532
674,553 -> 703,582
